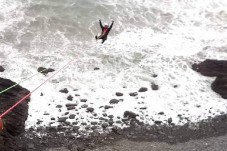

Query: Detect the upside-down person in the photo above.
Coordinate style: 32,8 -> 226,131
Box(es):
95,19 -> 114,44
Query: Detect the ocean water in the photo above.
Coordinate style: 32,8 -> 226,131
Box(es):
1,0 -> 227,132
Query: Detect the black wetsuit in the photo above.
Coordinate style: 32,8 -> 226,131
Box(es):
96,20 -> 114,44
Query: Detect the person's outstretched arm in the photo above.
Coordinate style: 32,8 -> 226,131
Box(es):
108,21 -> 114,31
99,19 -> 104,29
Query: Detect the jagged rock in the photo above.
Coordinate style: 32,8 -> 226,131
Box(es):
192,59 -> 227,77
59,88 -> 69,93
109,99 -> 119,104
51,117 -> 55,120
67,95 -> 73,101
0,78 -> 30,150
212,76 -> 227,99
91,121 -> 98,125
37,67 -> 55,75
108,115 -> 114,119
129,92 -> 138,97
151,83 -> 159,90
0,66 -> 5,72
124,111 -> 138,119
152,74 -> 158,78
116,92 -> 123,96
103,113 -> 107,117
87,107 -> 94,112
138,87 -> 148,92
94,67 -> 100,70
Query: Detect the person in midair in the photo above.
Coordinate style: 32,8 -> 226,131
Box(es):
95,19 -> 114,44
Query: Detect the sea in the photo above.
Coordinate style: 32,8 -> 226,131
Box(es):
1,0 -> 227,132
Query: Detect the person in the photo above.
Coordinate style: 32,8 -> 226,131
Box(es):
95,19 -> 114,44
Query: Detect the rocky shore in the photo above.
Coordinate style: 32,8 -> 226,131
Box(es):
0,77 -> 30,151
2,59 -> 227,151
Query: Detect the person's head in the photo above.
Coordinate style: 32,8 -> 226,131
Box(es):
104,24 -> 109,28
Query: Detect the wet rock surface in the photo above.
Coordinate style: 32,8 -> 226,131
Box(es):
192,59 -> 227,99
0,77 -> 30,151
0,66 -> 5,72
37,67 -> 55,75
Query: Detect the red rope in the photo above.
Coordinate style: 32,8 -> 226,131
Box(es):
0,60 -> 74,119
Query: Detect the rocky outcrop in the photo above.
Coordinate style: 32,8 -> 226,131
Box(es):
192,59 -> 227,77
192,59 -> 227,99
0,77 -> 30,151
0,66 -> 5,72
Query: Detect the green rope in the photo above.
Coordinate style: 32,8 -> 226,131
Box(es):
0,68 -> 48,95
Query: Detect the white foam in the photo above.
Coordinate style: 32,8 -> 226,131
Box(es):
1,0 -> 227,134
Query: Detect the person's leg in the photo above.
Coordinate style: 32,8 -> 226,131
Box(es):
95,35 -> 98,40
102,38 -> 107,44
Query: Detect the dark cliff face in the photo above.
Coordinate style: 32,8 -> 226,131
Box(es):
0,78 -> 30,150
192,59 -> 227,99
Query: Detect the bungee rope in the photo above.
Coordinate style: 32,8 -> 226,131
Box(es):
0,59 -> 74,131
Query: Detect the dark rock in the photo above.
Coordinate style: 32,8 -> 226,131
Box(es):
67,106 -> 75,110
40,92 -> 43,96
102,123 -> 109,129
87,107 -> 94,112
65,112 -> 69,115
140,107 -> 147,110
94,67 -> 100,70
0,78 -> 30,150
168,118 -> 172,124
0,66 -> 5,72
138,87 -> 148,92
109,121 -> 114,126
104,105 -> 113,109
81,104 -> 88,108
75,94 -> 80,96
59,88 -> 68,93
192,59 -> 227,77
108,115 -> 114,119
81,122 -> 87,125
152,74 -> 158,78
67,95 -> 73,101
91,121 -> 98,125
38,67 -> 55,75
99,117 -> 108,122
155,120 -> 162,125
80,99 -> 87,102
103,113 -> 107,117
151,83 -> 159,90
124,111 -> 138,119
116,92 -> 123,96
212,76 -> 227,99
109,99 -> 119,104
129,92 -> 138,96
51,117 -> 55,120
58,117 -> 67,122
158,112 -> 164,115
69,114 -> 76,119
56,105 -> 63,108
66,103 -> 77,107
